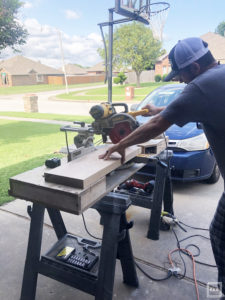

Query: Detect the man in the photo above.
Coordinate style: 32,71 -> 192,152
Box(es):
99,37 -> 225,296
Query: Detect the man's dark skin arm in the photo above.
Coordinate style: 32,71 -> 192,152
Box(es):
99,114 -> 172,163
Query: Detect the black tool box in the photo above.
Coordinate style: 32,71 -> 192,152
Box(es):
41,234 -> 101,279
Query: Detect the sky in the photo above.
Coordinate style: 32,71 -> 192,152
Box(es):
1,0 -> 225,69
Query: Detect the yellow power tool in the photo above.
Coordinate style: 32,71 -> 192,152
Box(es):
89,102 -> 149,143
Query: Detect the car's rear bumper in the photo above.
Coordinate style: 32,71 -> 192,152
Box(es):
138,149 -> 216,182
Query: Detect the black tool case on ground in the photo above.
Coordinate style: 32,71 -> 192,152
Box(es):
40,234 -> 101,282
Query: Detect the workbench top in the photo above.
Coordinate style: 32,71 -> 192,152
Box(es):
9,162 -> 144,215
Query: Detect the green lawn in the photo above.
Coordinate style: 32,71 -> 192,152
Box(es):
56,82 -> 170,102
0,118 -> 98,205
0,112 -> 94,123
0,82 -> 104,95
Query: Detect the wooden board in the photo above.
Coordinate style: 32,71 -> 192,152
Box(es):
44,145 -> 141,189
138,138 -> 167,155
9,162 -> 144,214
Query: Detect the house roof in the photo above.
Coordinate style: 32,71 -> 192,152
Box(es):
0,55 -> 63,75
156,53 -> 168,62
64,64 -> 87,75
200,32 -> 225,61
156,32 -> 225,64
87,62 -> 106,72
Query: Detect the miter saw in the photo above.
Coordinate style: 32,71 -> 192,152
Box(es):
90,102 -> 148,143
60,102 -> 148,161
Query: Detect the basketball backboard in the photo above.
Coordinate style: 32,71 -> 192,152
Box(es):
115,1 -> 170,25
115,0 -> 150,24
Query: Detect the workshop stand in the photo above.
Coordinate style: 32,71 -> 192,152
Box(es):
19,193 -> 138,300
117,150 -> 174,239
9,149 -> 174,300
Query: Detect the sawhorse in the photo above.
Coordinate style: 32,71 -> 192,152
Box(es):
20,192 -> 138,300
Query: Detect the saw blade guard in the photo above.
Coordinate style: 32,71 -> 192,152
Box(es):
108,113 -> 139,143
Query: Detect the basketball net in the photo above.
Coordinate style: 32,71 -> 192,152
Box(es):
148,5 -> 170,42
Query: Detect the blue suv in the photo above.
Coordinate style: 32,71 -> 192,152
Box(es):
135,83 -> 220,183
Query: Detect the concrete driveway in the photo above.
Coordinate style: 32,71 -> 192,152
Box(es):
0,175 -> 223,300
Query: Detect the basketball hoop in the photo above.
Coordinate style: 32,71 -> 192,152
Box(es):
138,2 -> 170,41
115,0 -> 170,26
139,0 -> 170,24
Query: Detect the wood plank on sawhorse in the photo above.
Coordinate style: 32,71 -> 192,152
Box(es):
9,161 -> 144,214
44,145 -> 141,189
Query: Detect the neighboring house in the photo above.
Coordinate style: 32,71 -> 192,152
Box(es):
200,32 -> 225,64
155,54 -> 171,77
155,32 -> 225,79
63,64 -> 87,75
87,62 -> 106,75
0,56 -> 64,87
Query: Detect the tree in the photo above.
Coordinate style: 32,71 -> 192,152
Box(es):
215,21 -> 225,36
0,0 -> 27,52
98,22 -> 163,87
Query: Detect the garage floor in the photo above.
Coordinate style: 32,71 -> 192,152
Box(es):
0,176 -> 223,300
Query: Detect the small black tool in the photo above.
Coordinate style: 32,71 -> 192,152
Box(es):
45,157 -> 61,168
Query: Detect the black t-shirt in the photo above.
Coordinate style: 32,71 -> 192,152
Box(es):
161,64 -> 225,179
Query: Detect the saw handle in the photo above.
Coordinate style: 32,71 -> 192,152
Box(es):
73,121 -> 85,127
129,109 -> 149,118
112,103 -> 128,113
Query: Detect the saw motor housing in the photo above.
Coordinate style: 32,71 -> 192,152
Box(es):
90,102 -> 139,143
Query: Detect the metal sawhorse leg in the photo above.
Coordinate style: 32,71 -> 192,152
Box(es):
20,192 -> 138,300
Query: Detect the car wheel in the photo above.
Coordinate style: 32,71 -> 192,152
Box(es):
204,164 -> 220,184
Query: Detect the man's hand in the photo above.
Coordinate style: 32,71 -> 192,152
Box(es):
142,104 -> 165,116
99,143 -> 126,164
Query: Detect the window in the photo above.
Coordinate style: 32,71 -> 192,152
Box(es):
1,72 -> 9,85
163,66 -> 167,75
36,74 -> 44,82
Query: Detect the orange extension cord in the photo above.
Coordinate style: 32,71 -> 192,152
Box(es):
168,248 -> 199,300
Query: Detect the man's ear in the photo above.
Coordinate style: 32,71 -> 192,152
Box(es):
190,62 -> 201,75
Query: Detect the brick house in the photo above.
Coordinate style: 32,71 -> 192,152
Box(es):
155,54 -> 171,77
200,32 -> 225,64
64,64 -> 88,75
155,32 -> 225,78
0,55 -> 64,87
87,62 -> 106,75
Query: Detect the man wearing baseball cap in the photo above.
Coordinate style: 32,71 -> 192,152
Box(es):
99,37 -> 225,295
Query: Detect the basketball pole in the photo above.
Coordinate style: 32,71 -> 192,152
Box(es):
108,9 -> 114,104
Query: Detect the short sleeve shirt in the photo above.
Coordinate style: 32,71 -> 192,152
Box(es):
161,64 -> 225,179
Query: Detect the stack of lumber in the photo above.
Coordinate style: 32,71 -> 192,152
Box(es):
44,145 -> 141,189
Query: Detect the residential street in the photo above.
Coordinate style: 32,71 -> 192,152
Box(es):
0,85 -> 138,115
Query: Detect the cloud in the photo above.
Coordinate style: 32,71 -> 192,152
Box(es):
64,9 -> 80,20
23,1 -> 33,9
0,18 -> 103,68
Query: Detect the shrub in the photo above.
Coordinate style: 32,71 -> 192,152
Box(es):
155,74 -> 161,82
113,77 -> 121,84
162,74 -> 168,81
113,72 -> 127,85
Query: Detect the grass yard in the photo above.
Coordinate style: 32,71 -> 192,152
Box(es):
0,118 -> 95,205
56,82 -> 170,102
0,112 -> 94,123
0,82 -> 104,95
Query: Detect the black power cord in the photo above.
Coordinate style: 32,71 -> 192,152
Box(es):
135,261 -> 173,281
81,213 -> 102,241
81,209 -> 216,283
178,234 -> 216,268
171,227 -> 187,280
179,221 -> 209,231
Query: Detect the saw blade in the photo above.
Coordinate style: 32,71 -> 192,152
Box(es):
109,122 -> 133,144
